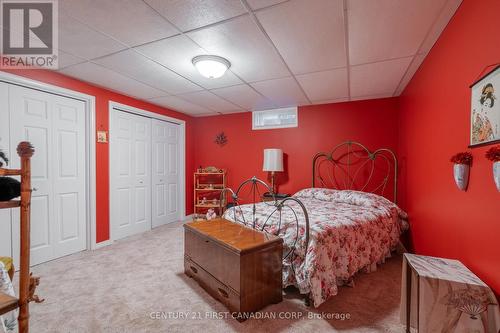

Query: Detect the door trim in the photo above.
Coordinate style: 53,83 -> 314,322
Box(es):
0,71 -> 98,250
108,101 -> 186,240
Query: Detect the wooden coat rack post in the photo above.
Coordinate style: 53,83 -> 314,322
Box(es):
18,142 -> 34,333
0,142 -> 42,333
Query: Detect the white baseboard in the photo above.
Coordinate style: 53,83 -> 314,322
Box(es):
93,239 -> 113,250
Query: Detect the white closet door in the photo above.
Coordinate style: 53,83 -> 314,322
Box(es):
110,110 -> 151,240
51,95 -> 87,258
152,119 -> 180,227
9,84 -> 87,266
0,83 -> 12,258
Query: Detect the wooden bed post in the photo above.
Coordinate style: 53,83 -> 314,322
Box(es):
17,142 -> 34,333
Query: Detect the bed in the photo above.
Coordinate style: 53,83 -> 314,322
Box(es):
221,141 -> 409,308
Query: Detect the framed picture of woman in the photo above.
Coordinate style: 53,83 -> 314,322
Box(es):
470,65 -> 500,147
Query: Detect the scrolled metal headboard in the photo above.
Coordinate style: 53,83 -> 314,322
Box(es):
219,176 -> 310,261
312,141 -> 398,203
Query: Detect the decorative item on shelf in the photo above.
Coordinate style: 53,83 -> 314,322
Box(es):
469,64 -> 500,147
203,166 -> 219,173
214,131 -> 228,147
263,148 -> 283,194
450,152 -> 473,191
206,208 -> 216,220
193,214 -> 206,222
485,145 -> 500,191
0,149 -> 21,201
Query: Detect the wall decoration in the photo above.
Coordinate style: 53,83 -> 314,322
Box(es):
450,152 -> 473,191
96,130 -> 108,143
485,145 -> 500,191
470,65 -> 500,147
214,131 -> 228,146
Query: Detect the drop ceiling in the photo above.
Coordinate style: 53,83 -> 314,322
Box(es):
55,0 -> 462,117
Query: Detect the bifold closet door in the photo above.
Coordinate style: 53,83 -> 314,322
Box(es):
110,110 -> 152,240
152,119 -> 180,227
8,84 -> 87,266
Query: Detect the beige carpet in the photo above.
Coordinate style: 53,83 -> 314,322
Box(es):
25,221 -> 405,333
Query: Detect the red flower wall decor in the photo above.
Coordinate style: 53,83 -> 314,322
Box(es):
450,152 -> 473,165
485,146 -> 500,162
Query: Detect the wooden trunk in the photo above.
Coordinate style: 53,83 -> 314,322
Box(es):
184,218 -> 283,319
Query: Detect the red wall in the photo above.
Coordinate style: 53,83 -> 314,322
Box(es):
1,69 -> 195,243
193,98 -> 400,199
398,0 -> 500,295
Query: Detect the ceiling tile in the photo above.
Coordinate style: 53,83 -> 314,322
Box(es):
394,53 -> 427,95
148,96 -> 215,116
94,49 -> 202,95
313,97 -> 350,105
59,62 -> 167,99
350,57 -> 413,97
296,68 -> 348,102
178,91 -> 242,113
418,0 -> 462,54
188,15 -> 290,82
256,0 -> 346,74
58,14 -> 126,59
246,0 -> 288,10
144,0 -> 246,32
251,76 -> 309,107
60,0 -> 178,47
348,0 -> 448,65
211,84 -> 275,110
57,50 -> 86,69
135,35 -> 242,89
350,93 -> 393,101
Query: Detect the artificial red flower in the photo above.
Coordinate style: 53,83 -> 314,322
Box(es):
450,152 -> 473,165
485,146 -> 500,162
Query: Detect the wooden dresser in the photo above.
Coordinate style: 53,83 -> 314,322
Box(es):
184,218 -> 283,317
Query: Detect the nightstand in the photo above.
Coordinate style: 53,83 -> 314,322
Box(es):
262,192 -> 290,202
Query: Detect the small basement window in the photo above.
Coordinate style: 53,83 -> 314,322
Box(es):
252,107 -> 298,130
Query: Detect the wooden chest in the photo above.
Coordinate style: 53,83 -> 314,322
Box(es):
184,218 -> 283,316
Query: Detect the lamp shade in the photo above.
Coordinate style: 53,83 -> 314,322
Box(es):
263,149 -> 283,172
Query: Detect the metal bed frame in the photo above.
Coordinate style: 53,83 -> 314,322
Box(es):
219,176 -> 310,262
218,140 -> 398,305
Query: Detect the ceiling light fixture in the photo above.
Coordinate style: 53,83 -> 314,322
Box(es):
192,55 -> 231,79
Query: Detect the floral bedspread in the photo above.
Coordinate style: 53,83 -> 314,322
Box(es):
223,188 -> 408,307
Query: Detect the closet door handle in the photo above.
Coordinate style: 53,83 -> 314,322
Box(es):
32,188 -> 38,192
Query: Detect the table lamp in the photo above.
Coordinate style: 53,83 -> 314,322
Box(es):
263,148 -> 283,194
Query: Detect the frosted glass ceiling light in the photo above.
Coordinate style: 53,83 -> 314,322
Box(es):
192,55 -> 230,79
